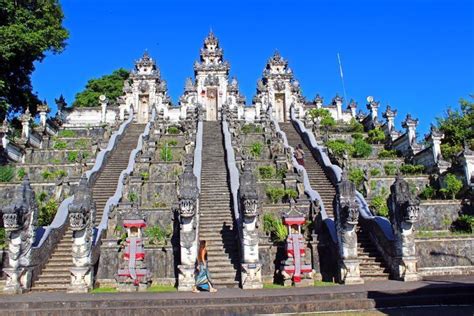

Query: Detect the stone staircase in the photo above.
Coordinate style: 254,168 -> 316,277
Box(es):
279,122 -> 336,218
357,227 -> 390,281
199,121 -> 240,288
31,124 -> 145,292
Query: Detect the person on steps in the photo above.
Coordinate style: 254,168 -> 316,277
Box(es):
294,144 -> 305,167
192,240 -> 217,293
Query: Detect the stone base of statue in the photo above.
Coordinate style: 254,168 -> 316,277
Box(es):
3,267 -> 32,294
68,266 -> 93,293
177,264 -> 196,291
339,259 -> 364,284
241,263 -> 263,289
393,256 -> 419,282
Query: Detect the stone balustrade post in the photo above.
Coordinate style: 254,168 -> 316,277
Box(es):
348,99 -> 357,119
401,114 -> 419,147
99,95 -> 108,124
37,102 -> 50,128
388,174 -> 420,281
20,109 -> 32,140
335,170 -> 363,284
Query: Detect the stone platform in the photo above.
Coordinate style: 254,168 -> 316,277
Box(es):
0,276 -> 473,315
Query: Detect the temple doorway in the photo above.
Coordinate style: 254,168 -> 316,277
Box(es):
138,95 -> 149,123
275,93 -> 286,122
206,88 -> 218,121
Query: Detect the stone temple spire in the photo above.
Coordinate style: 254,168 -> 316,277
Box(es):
134,51 -> 160,78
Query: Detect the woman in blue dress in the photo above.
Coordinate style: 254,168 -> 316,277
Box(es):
192,240 -> 217,292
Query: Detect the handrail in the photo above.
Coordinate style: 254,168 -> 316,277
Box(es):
34,114 -> 134,248
269,106 -> 337,242
221,115 -> 241,229
93,109 -> 156,244
290,106 -> 394,240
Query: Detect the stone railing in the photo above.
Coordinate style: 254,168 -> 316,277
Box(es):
289,106 -> 397,275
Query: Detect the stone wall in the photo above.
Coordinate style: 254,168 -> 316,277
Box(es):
416,236 -> 474,276
416,200 -> 463,231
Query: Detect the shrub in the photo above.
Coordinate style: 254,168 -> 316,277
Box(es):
167,140 -> 178,146
349,118 -> 364,132
140,172 -> 149,181
276,168 -> 287,180
0,166 -> 15,182
351,139 -> 372,158
370,195 -> 389,217
366,128 -> 386,144
160,146 -> 173,162
378,149 -> 397,159
284,189 -> 298,200
250,142 -> 263,158
451,215 -> 474,233
266,187 -> 286,204
241,124 -> 258,134
167,126 -> 180,134
263,213 -> 288,242
258,166 -> 275,179
308,108 -> 336,128
0,227 -> 5,249
440,173 -> 463,199
400,164 -> 425,175
351,133 -> 364,140
326,139 -> 352,158
75,139 -> 88,149
53,140 -> 67,150
384,163 -> 398,176
419,185 -> 436,200
41,170 -> 53,180
16,167 -> 26,180
145,224 -> 173,245
349,168 -> 365,187
67,151 -> 79,163
441,143 -> 462,161
54,170 -> 67,179
58,130 -> 76,138
128,192 -> 138,202
370,168 -> 381,177
38,198 -> 59,226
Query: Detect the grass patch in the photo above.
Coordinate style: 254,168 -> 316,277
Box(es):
91,287 -> 117,293
263,283 -> 284,289
416,230 -> 472,238
147,284 -> 176,293
314,280 -> 337,287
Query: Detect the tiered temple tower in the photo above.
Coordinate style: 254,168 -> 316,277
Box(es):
122,52 -> 171,123
186,31 -> 244,121
253,52 -> 305,122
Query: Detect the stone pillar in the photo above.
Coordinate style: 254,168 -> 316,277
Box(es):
37,102 -> 50,127
333,95 -> 343,121
426,125 -> 444,164
20,108 -> 32,140
2,176 -> 38,294
239,163 -> 263,289
177,164 -> 199,291
348,99 -> 357,118
367,100 -> 380,123
460,146 -> 474,187
335,171 -> 363,284
402,114 -> 419,147
388,174 -> 420,281
382,105 -> 397,139
68,176 -> 96,293
99,95 -> 108,124
314,94 -> 323,109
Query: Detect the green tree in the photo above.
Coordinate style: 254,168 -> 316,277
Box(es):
437,96 -> 474,160
307,108 -> 336,128
73,69 -> 130,107
0,0 -> 69,119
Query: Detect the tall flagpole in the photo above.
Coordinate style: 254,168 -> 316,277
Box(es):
337,53 -> 348,107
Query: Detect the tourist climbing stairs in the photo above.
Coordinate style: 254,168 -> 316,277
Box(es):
198,121 -> 240,288
279,122 -> 335,218
357,227 -> 390,280
31,123 -> 146,292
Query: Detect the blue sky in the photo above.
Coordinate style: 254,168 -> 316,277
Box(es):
32,0 -> 473,135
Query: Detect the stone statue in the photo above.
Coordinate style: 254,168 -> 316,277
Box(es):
177,164 -> 199,291
362,168 -> 371,197
68,175 -> 97,292
335,170 -> 363,284
2,175 -> 38,293
239,163 -> 263,289
388,174 -> 420,281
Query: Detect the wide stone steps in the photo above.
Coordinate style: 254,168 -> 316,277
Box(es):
357,228 -> 390,280
31,124 -> 146,292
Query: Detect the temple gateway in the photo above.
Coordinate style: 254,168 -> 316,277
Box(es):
0,31 -> 472,294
